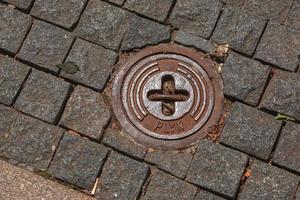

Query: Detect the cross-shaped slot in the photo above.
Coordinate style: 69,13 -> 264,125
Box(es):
147,75 -> 190,116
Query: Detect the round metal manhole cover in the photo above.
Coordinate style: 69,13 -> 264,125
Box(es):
112,44 -> 223,149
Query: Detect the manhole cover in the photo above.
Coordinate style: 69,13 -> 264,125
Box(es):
112,44 -> 223,149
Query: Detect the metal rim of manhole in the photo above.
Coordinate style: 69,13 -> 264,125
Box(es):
112,44 -> 224,150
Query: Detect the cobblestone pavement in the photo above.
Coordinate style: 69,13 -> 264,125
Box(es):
0,0 -> 299,199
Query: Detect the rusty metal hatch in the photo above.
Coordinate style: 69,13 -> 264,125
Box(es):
112,44 -> 224,149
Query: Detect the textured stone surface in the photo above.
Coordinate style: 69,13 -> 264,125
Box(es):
0,55 -> 30,105
96,152 -> 149,200
102,128 -> 147,159
31,0 -> 87,29
0,105 -> 18,148
60,86 -> 111,140
220,0 -> 245,6
107,0 -> 125,6
121,14 -> 170,51
3,0 -> 34,10
124,0 -> 174,22
169,0 -> 222,38
186,140 -> 248,199
296,188 -> 300,200
145,150 -> 192,178
18,20 -> 74,73
239,161 -> 299,200
0,160 -> 94,200
255,22 -> 300,71
222,52 -> 270,106
75,0 -> 127,50
49,133 -> 108,190
211,6 -> 266,55
221,102 -> 281,160
15,70 -> 71,124
285,0 -> 300,30
260,70 -> 300,120
195,190 -> 225,200
143,170 -> 197,200
243,0 -> 293,23
61,38 -> 117,91
272,123 -> 300,173
174,30 -> 215,53
0,114 -> 64,170
0,5 -> 31,54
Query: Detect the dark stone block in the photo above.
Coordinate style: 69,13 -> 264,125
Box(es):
221,102 -> 281,160
0,105 -> 18,148
96,152 -> 149,200
220,0 -> 245,7
285,0 -> 300,30
195,190 -> 226,200
49,133 -> 109,189
186,140 -> 248,199
107,0 -> 125,6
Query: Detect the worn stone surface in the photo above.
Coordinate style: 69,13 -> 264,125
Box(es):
145,150 -> 192,178
221,102 -> 281,160
0,105 -> 18,148
0,5 -> 32,54
3,0 -> 34,10
296,187 -> 300,200
272,123 -> 300,173
222,52 -> 270,106
169,0 -> 222,38
260,70 -> 300,120
211,6 -> 266,55
195,190 -> 225,200
143,170 -> 197,200
0,55 -> 30,105
15,70 -> 71,124
239,161 -> 299,200
220,0 -> 245,6
174,30 -> 215,53
31,0 -> 87,29
49,133 -> 108,190
61,38 -> 117,91
243,0 -> 293,23
18,20 -> 74,73
60,86 -> 111,140
121,14 -> 170,51
285,0 -> 300,30
107,0 -> 125,6
0,114 -> 64,170
75,0 -> 127,50
255,22 -> 300,71
96,151 -> 149,200
102,128 -> 147,159
0,160 -> 94,200
186,140 -> 248,199
124,0 -> 174,22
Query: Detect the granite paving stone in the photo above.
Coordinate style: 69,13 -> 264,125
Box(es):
102,128 -> 147,160
49,133 -> 109,190
31,0 -> 87,29
0,114 -> 64,170
221,102 -> 281,160
169,0 -> 222,38
243,0 -> 293,23
0,105 -> 18,148
143,170 -> 197,200
272,123 -> 300,173
60,38 -> 117,91
75,0 -> 127,50
145,149 -> 193,178
260,70 -> 300,120
15,69 -> 71,124
121,14 -> 170,51
285,0 -> 300,30
124,0 -> 174,22
17,20 -> 74,73
186,140 -> 248,199
0,55 -> 31,105
0,4 -> 32,54
60,86 -> 111,140
239,161 -> 299,200
195,190 -> 226,200
96,151 -> 149,200
3,0 -> 34,10
174,30 -> 215,53
255,22 -> 300,71
220,0 -> 245,7
296,187 -> 300,200
211,6 -> 266,56
222,52 -> 270,106
107,0 -> 125,6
